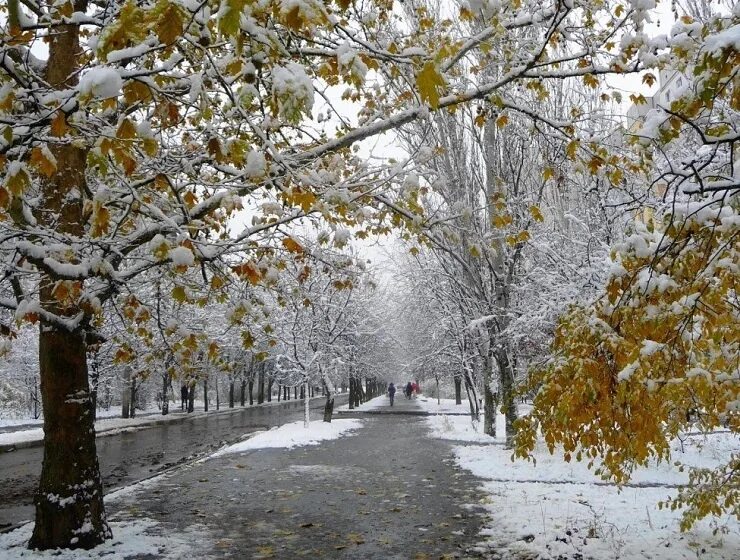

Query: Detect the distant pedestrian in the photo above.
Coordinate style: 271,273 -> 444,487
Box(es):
387,383 -> 396,406
180,385 -> 188,411
405,382 -> 413,400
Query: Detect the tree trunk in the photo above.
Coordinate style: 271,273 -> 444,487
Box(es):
129,378 -> 137,418
496,349 -> 518,447
29,9 -> 111,548
121,367 -> 131,419
277,384 -> 282,402
483,355 -> 496,437
229,380 -> 235,408
454,376 -> 462,405
215,376 -> 220,410
304,381 -> 310,428
187,384 -> 195,413
294,386 -> 298,400
267,378 -> 273,402
240,379 -> 246,406
161,373 -> 169,416
203,379 -> 209,412
248,380 -> 254,405
257,368 -> 265,404
30,329 -> 111,549
348,378 -> 355,410
321,376 -> 335,423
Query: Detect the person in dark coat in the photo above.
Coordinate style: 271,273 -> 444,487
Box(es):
180,385 -> 188,411
387,383 -> 396,406
405,382 -> 413,399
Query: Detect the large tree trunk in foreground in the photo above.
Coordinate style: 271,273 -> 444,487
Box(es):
30,330 -> 110,549
29,23 -> 109,542
454,375 -> 462,405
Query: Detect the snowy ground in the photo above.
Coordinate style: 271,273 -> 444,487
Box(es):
0,518 -> 212,560
336,394 -> 387,412
210,418 -> 363,457
425,399 -> 740,559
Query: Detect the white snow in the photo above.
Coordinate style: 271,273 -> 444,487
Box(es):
0,518 -> 210,559
168,246 -> 195,266
211,418 -> 363,456
271,63 -> 314,121
426,407 -> 740,559
77,68 -> 123,100
244,149 -> 266,178
336,395 -> 386,412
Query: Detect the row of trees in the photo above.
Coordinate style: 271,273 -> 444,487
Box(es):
383,0 -> 738,533
0,0 -> 735,551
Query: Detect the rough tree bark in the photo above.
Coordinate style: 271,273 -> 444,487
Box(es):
29,3 -> 111,547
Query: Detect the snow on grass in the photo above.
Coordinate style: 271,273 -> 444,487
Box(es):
438,424 -> 739,558
336,395 -> 387,412
211,418 -> 363,457
0,518 -> 211,559
417,396 -> 473,415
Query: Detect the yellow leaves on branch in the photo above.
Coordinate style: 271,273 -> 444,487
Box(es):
232,261 -> 262,285
282,237 -> 304,254
515,204 -> 740,528
416,62 -> 446,109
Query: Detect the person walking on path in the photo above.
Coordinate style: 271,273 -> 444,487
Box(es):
388,383 -> 396,406
405,382 -> 413,399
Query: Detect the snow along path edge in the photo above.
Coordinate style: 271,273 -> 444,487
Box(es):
208,418 -> 364,458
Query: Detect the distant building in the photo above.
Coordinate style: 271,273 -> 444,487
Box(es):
624,70 -> 686,131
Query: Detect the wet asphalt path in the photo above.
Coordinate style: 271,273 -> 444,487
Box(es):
109,397 -> 487,559
0,395 -> 347,528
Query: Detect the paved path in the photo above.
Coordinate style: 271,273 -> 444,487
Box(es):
111,397 -> 486,558
0,394 -> 348,528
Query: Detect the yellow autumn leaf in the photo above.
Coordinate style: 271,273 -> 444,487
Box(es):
171,285 -> 188,303
416,62 -> 446,109
282,237 -> 303,254
50,111 -> 68,137
116,118 -> 137,140
30,147 -> 57,177
157,3 -> 183,45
